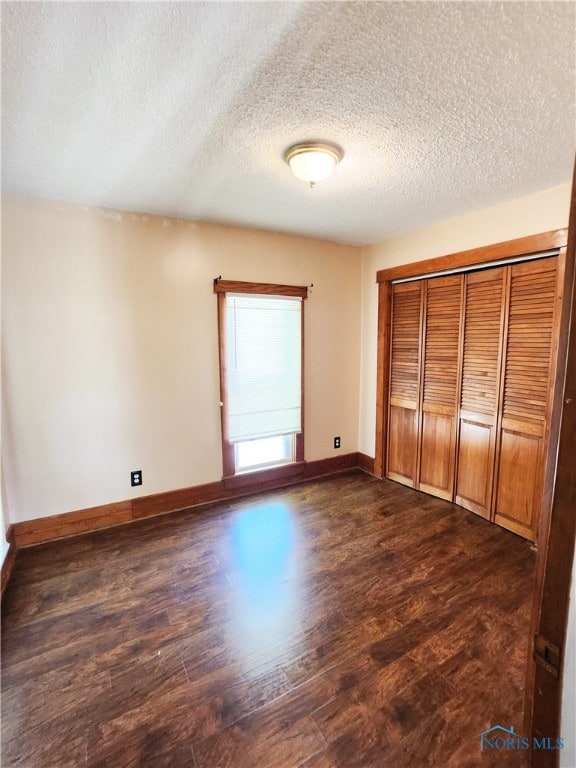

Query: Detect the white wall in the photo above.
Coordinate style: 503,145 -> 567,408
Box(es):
1,194 -> 362,523
358,183 -> 572,457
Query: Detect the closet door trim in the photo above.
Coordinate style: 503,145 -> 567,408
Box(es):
376,229 -> 567,285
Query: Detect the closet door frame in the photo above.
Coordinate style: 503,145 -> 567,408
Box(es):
374,228 -> 568,480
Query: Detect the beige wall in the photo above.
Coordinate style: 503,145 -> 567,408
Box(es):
2,195 -> 362,523
358,183 -> 572,457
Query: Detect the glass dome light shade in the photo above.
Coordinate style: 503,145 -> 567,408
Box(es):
284,143 -> 342,184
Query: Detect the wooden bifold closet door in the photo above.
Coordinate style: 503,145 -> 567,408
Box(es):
387,282 -> 422,487
493,258 -> 560,540
386,255 -> 561,542
387,276 -> 463,497
418,275 -> 463,500
455,268 -> 506,519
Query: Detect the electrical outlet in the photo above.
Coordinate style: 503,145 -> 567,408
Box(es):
131,470 -> 142,487
334,436 -> 341,449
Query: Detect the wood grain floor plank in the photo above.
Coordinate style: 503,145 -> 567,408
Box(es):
1,472 -> 535,767
193,714 -> 326,768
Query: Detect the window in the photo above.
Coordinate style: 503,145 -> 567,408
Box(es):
215,280 -> 307,479
235,434 -> 294,472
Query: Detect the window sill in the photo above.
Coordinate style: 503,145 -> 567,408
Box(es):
222,461 -> 306,490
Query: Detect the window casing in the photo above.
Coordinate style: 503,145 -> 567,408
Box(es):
215,280 -> 307,479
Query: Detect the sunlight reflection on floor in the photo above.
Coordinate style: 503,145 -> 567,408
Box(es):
227,503 -> 302,662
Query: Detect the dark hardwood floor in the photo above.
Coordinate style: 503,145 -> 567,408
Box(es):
1,471 -> 535,768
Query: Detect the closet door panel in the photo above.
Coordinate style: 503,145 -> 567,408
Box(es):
495,430 -> 540,530
494,258 -> 559,540
388,404 -> 418,484
418,276 -> 462,500
456,418 -> 493,510
419,411 -> 453,498
387,282 -> 422,487
455,268 -> 506,518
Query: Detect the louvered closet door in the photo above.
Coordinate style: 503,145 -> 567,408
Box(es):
493,258 -> 559,541
455,268 -> 506,518
418,275 -> 463,500
387,282 -> 423,487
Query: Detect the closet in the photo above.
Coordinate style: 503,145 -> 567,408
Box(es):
386,254 -> 562,542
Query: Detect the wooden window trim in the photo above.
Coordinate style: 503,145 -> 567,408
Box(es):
374,228 -> 568,478
222,461 -> 306,490
216,280 -> 306,481
214,279 -> 308,298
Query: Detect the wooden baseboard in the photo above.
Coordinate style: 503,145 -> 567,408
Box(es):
303,453 -> 359,478
357,452 -> 376,476
132,481 -> 226,520
1,526 -> 17,595
12,453 -> 364,547
13,502 -> 132,547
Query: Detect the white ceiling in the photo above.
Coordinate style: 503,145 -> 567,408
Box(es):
2,1 -> 575,245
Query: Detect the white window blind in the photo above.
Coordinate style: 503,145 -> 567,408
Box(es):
225,294 -> 302,443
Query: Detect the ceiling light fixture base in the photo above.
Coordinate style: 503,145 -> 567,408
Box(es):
284,142 -> 343,185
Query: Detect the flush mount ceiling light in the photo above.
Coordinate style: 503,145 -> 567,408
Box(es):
284,142 -> 343,187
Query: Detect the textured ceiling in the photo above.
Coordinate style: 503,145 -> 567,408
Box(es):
2,1 -> 575,245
